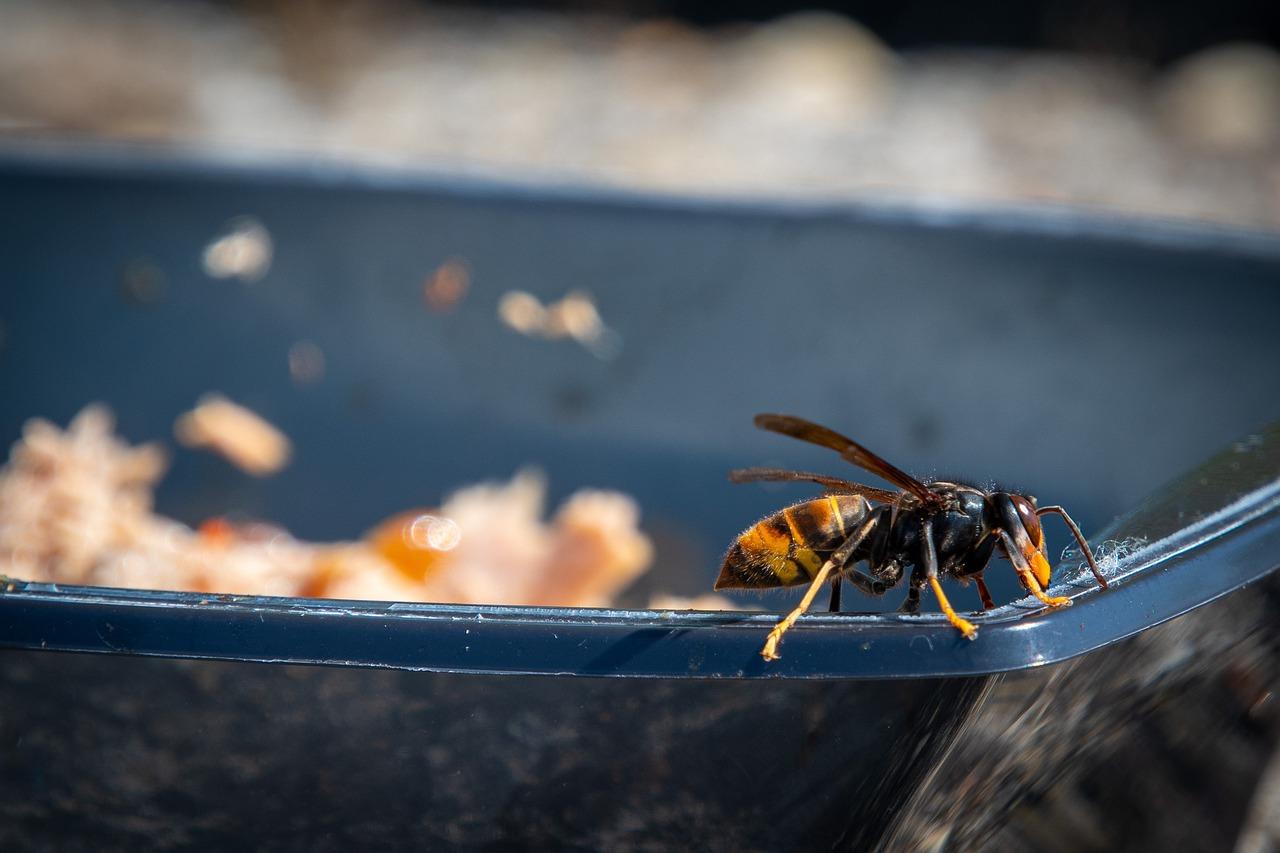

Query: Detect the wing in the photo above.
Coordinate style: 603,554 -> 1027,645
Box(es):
753,413 -> 942,508
728,467 -> 900,504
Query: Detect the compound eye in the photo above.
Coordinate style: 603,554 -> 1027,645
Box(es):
1011,495 -> 1043,548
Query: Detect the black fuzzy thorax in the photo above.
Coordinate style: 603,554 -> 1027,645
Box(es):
855,483 -> 994,584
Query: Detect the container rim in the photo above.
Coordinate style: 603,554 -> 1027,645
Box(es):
2,471 -> 1277,679
2,138 -> 1279,261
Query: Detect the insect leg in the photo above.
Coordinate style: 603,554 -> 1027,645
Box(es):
1036,505 -> 1108,588
922,523 -> 978,640
843,567 -> 887,597
761,515 -> 876,661
975,576 -> 996,610
898,565 -> 924,613
828,576 -> 842,613
900,586 -> 921,613
998,530 -> 1072,608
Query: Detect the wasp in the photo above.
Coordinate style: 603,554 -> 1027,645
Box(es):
716,414 -> 1108,660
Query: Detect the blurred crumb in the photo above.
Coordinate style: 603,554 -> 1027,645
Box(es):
422,257 -> 470,312
649,592 -> 743,611
385,470 -> 652,606
0,406 -> 167,585
287,340 -> 326,386
201,217 -> 273,283
541,292 -> 601,341
119,257 -> 166,304
546,488 -> 652,606
499,289 -> 621,359
0,406 -> 654,607
498,290 -> 547,335
174,394 -> 292,476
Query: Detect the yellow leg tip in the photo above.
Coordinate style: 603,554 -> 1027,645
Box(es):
760,628 -> 786,661
929,577 -> 979,641
756,557 -> 842,663
1020,571 -> 1074,609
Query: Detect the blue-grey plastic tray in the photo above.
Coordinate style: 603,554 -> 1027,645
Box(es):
2,417 -> 1278,678
1,145 -> 1279,679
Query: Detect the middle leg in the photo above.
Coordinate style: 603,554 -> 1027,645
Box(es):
831,564 -> 891,612
975,577 -> 996,610
922,522 -> 978,640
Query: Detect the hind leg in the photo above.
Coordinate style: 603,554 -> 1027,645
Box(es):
899,564 -> 925,613
899,582 -> 923,613
762,516 -> 876,660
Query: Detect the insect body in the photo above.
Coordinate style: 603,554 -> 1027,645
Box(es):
717,414 -> 1107,660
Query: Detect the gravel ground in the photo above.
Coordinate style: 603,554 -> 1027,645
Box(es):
2,0 -> 1278,229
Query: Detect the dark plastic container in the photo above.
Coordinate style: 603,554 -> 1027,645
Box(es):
1,147 -> 1279,850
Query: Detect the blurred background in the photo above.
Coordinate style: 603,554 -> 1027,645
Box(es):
2,0 -> 1279,229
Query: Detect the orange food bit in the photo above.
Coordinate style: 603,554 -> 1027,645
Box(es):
298,554 -> 343,599
423,258 -> 471,313
366,510 -> 461,583
198,517 -> 237,547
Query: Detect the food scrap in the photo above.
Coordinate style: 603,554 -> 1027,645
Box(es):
649,593 -> 741,611
423,258 -> 471,313
287,341 -> 326,386
0,407 -> 653,607
174,394 -> 292,476
201,217 -> 273,283
497,289 -> 621,360
0,406 -> 167,586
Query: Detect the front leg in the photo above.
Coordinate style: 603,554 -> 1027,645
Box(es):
999,530 -> 1071,609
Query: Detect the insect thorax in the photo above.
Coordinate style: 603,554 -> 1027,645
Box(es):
878,483 -> 991,571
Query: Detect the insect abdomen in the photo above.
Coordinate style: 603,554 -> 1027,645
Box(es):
715,495 -> 868,589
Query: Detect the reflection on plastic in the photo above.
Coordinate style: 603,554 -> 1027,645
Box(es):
407,514 -> 462,552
